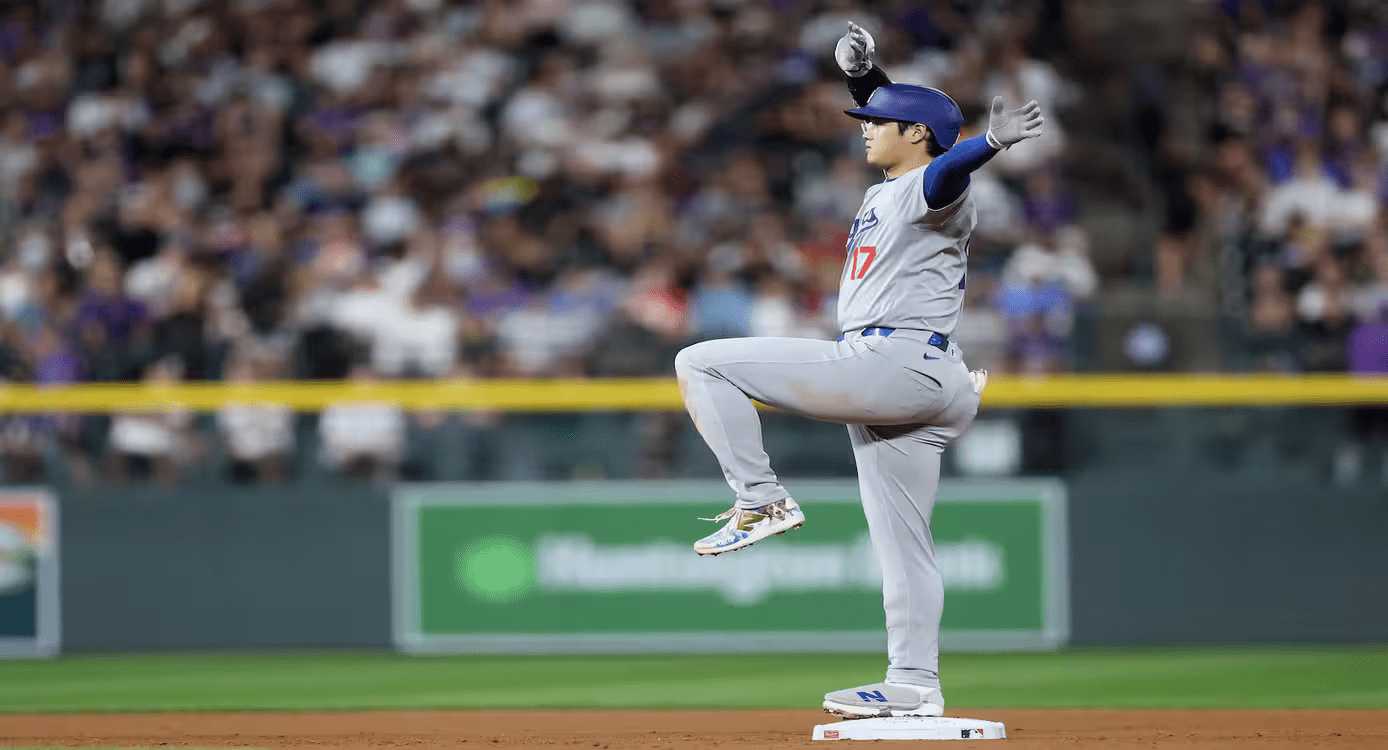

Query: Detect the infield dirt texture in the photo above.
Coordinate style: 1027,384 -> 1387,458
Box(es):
2,648 -> 1384,748
4,709 -> 1388,748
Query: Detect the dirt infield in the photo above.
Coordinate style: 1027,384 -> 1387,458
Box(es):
2,709 -> 1385,748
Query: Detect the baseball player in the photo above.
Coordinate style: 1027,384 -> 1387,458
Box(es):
673,23 -> 1043,718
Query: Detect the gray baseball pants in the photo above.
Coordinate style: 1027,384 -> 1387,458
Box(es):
673,328 -> 980,692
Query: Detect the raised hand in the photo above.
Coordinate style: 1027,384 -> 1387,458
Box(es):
984,97 -> 1044,149
834,22 -> 876,77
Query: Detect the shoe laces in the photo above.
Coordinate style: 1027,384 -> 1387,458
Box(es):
698,506 -> 741,523
698,500 -> 786,524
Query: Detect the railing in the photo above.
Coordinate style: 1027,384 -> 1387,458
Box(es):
4,374 -> 1388,411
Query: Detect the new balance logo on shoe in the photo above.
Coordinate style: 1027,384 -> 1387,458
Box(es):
735,513 -> 765,531
824,682 -> 944,719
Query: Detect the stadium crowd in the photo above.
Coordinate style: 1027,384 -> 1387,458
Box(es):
1186,0 -> 1388,373
0,0 -> 1382,483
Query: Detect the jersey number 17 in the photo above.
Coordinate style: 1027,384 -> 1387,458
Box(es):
849,245 -> 876,280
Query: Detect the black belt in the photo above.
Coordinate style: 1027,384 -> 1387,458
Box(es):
837,327 -> 949,351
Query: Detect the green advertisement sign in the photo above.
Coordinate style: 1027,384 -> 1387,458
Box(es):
393,480 -> 1067,653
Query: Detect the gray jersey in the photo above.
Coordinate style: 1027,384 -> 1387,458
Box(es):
837,164 -> 977,336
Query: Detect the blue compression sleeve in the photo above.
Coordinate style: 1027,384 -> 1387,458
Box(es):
921,134 -> 999,209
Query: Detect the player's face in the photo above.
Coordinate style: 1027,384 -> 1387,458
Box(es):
859,118 -> 922,170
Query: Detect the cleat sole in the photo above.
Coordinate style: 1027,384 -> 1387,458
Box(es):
823,705 -> 939,720
824,706 -> 883,720
695,520 -> 803,556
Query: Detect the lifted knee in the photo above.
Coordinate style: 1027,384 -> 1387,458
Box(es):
673,344 -> 703,379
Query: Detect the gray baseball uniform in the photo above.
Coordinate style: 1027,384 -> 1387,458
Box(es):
674,164 -> 982,695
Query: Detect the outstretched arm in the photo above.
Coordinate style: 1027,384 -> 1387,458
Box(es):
921,135 -> 997,209
922,97 -> 1045,209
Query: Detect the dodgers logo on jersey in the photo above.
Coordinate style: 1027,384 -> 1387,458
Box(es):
846,208 -> 879,251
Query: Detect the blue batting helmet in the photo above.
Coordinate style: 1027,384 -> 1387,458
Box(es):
844,83 -> 963,150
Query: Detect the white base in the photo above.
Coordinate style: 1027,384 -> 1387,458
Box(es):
813,716 -> 1006,741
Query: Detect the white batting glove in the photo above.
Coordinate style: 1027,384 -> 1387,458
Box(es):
985,96 -> 1044,149
834,22 -> 876,77
969,369 -> 988,395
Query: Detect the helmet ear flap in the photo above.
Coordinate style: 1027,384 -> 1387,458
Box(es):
924,128 -> 947,157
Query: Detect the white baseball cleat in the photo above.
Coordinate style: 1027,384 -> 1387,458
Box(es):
823,682 -> 945,719
693,498 -> 804,556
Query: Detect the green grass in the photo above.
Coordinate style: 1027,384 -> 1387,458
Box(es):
0,646 -> 1385,713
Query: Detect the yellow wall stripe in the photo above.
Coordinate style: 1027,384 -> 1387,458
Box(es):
1,375 -> 1387,412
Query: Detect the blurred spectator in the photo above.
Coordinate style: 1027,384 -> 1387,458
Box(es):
953,272 -> 1007,374
107,357 -> 197,486
1019,165 -> 1076,234
318,360 -> 406,483
216,353 -> 294,484
1293,258 -> 1356,373
993,226 -> 1097,374
1151,136 -> 1203,297
1258,145 -> 1342,239
1338,289 -> 1388,486
76,251 -> 149,382
689,262 -> 752,341
795,155 -> 870,224
0,325 -> 47,482
373,268 -> 463,378
493,266 -> 621,378
970,169 -> 1025,249
591,260 -> 686,377
1245,263 -> 1297,372
1351,229 -> 1388,322
749,274 -> 829,339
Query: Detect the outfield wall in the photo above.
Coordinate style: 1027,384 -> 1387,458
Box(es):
59,482 -> 390,651
51,465 -> 1388,652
